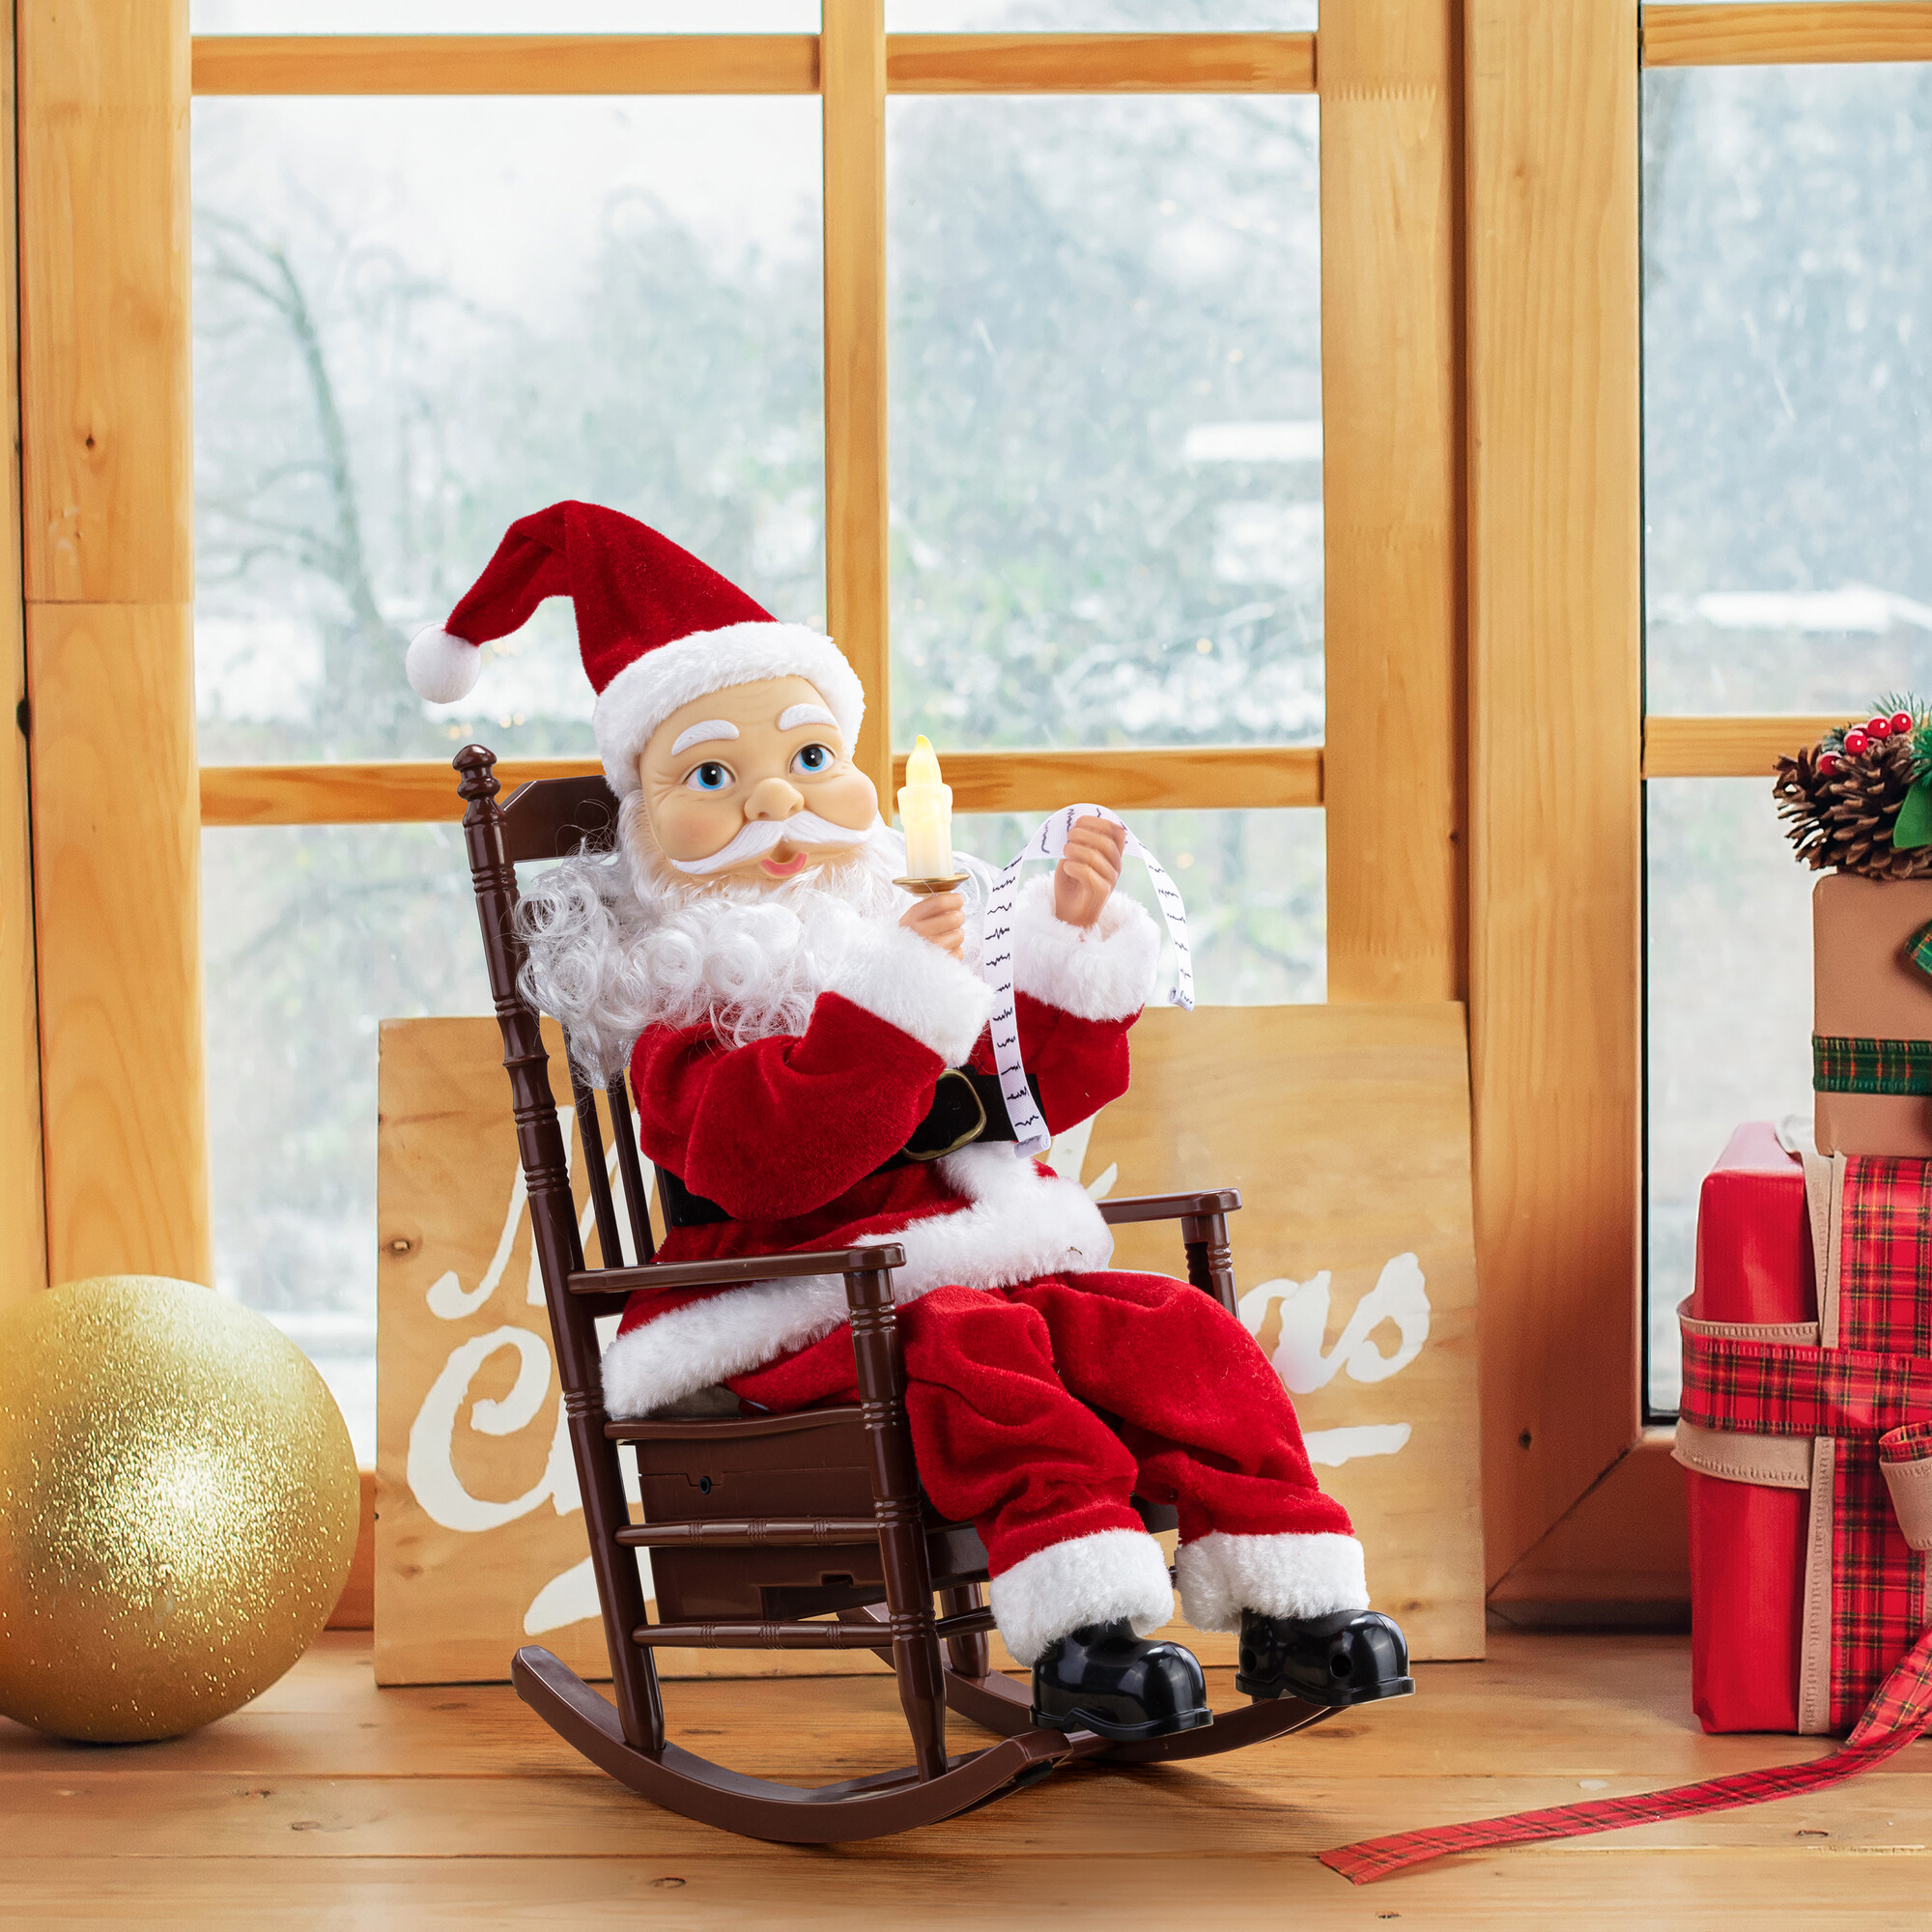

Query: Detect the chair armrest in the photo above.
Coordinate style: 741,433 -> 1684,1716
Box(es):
1097,1189 -> 1240,1226
569,1243 -> 906,1297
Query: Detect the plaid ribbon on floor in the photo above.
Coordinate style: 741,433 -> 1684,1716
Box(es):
1319,1624 -> 1932,1885
1813,1034 -> 1932,1096
1322,1153 -> 1932,1886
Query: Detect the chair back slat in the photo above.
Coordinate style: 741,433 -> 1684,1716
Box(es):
570,1060 -> 629,1271
495,771 -> 621,868
606,1074 -> 658,1265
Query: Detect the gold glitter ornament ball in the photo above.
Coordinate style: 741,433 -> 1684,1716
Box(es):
0,1276 -> 359,1742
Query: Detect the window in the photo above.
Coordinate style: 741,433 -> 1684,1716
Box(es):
174,2 -> 1444,1460
1641,50 -> 1932,1413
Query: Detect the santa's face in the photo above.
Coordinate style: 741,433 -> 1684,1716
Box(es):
638,674 -> 879,889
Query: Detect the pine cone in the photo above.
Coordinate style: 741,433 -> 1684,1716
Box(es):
1774,734 -> 1932,879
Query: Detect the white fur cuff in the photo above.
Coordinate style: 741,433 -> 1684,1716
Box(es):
824,920 -> 995,1065
988,1527 -> 1176,1666
1175,1531 -> 1370,1634
1010,873 -> 1160,1022
407,624 -> 483,703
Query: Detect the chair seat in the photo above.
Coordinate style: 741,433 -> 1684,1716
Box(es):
639,1383 -> 742,1421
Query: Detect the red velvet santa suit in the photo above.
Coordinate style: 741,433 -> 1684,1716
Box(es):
601,872 -> 1369,1664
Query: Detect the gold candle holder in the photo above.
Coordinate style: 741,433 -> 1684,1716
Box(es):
894,872 -> 969,896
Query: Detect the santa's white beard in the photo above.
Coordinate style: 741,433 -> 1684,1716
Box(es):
514,799 -> 979,1078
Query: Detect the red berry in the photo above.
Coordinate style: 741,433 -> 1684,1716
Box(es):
1846,728 -> 1870,755
1818,752 -> 1840,776
1893,711 -> 1915,736
1869,716 -> 1892,739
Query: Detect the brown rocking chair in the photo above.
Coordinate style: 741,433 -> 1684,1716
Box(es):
455,743 -> 1335,1842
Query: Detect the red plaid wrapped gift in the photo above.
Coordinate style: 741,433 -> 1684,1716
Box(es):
1675,1121 -> 1932,1734
1321,1118 -> 1932,1884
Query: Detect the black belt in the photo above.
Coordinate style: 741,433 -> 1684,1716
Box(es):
656,1066 -> 1040,1231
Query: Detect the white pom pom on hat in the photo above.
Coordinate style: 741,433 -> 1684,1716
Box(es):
405,500 -> 865,798
405,625 -> 484,704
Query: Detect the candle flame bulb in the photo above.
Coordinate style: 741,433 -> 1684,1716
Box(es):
897,734 -> 955,881
905,735 -> 941,788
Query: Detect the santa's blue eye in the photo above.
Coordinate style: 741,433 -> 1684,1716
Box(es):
790,743 -> 834,776
685,760 -> 733,792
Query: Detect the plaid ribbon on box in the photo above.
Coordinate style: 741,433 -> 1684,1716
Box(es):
1813,1034 -> 1932,1096
1321,1152 -> 1932,1887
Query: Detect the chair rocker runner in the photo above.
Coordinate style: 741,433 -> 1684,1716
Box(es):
456,743 -> 1339,1842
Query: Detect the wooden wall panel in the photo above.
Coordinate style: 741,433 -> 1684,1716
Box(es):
17,0 -> 190,605
0,0 -> 41,1309
18,0 -> 207,1287
1465,0 -> 1644,1584
820,0 -> 892,805
28,604 -> 206,1283
1321,0 -> 1464,1005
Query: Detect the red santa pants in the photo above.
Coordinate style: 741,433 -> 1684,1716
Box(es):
725,1268 -> 1353,1578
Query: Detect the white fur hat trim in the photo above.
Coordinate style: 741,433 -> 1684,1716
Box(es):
592,621 -> 866,797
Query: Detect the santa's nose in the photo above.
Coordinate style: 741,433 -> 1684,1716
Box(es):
744,777 -> 805,821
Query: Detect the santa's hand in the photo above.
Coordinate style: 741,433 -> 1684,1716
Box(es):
900,890 -> 965,960
1054,816 -> 1126,928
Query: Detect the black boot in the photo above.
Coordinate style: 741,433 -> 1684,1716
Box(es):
1236,1608 -> 1415,1708
1031,1618 -> 1213,1742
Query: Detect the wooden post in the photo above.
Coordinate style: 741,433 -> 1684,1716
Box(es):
0,0 -> 41,1309
1321,0 -> 1465,1006
17,0 -> 207,1285
821,0 -> 892,804
1464,0 -> 1643,1584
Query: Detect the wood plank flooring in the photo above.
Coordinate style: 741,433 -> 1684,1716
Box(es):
2,1632 -> 1927,1927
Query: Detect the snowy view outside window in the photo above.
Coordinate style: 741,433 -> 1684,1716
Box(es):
1644,64 -> 1932,1409
190,0 -> 1325,1453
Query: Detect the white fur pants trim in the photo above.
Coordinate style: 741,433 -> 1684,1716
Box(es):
1174,1531 -> 1370,1634
987,1527 -> 1176,1666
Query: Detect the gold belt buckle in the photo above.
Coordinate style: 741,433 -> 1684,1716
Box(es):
903,1067 -> 988,1161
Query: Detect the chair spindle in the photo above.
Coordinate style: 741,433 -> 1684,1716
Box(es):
605,1074 -> 657,1264
569,1059 -> 627,1270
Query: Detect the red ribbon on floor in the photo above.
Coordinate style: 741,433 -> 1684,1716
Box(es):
1318,1624 -> 1932,1886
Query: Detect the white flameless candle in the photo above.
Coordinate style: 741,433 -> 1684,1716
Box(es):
897,734 -> 955,880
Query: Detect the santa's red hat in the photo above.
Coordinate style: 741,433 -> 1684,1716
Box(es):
407,500 -> 864,797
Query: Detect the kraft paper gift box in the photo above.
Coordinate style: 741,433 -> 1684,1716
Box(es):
1676,1122 -> 1932,1735
1813,872 -> 1932,1159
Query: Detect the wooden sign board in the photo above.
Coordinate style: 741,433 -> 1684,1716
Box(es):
376,1004 -> 1483,1685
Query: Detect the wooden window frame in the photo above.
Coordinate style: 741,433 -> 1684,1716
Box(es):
1480,1 -> 1932,1620
24,0 -> 1893,1612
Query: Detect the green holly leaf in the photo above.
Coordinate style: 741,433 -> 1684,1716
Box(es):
1897,780 -> 1932,850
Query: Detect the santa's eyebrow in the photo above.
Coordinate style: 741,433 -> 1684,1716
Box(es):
669,720 -> 740,756
777,703 -> 839,733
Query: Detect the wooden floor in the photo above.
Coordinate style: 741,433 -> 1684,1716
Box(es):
3,1632 -> 1928,1928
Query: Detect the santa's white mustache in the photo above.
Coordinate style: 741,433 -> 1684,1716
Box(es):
668,810 -> 872,876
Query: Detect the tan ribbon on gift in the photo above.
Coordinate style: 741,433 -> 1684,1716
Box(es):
1670,1149 -> 1846,1734
1879,1422 -> 1932,1552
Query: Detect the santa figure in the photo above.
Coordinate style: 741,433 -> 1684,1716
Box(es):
410,501 -> 1412,1741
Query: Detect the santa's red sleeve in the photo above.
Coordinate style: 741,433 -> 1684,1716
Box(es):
630,922 -> 995,1221
971,873 -> 1163,1134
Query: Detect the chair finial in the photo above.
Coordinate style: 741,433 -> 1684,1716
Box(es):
454,743 -> 500,806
